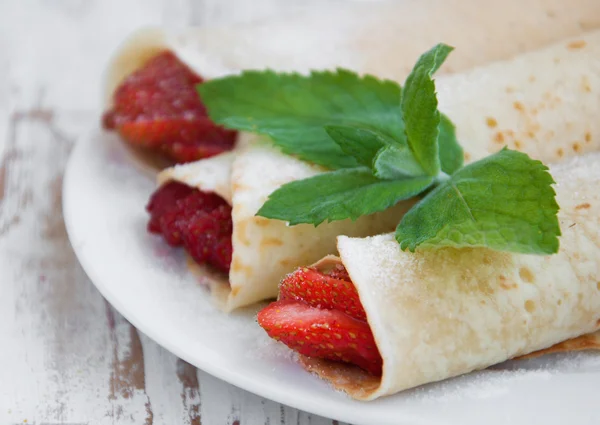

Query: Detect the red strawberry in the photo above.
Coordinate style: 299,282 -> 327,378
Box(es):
327,264 -> 351,281
156,206 -> 188,246
258,300 -> 382,376
157,191 -> 224,246
103,51 -> 236,163
145,182 -> 233,273
182,204 -> 233,272
279,267 -> 366,321
146,181 -> 194,234
159,138 -> 230,164
210,236 -> 234,275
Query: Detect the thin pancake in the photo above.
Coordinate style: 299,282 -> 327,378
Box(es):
313,152 -> 600,400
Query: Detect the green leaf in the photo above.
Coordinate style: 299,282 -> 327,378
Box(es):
438,113 -> 464,174
419,44 -> 454,75
325,125 -> 394,167
372,145 -> 426,179
401,43 -> 454,176
396,149 -> 560,254
257,168 -> 434,226
197,69 -> 403,170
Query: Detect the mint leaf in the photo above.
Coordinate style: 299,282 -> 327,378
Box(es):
198,69 -> 403,170
257,168 -> 434,226
373,145 -> 426,179
419,44 -> 453,74
396,149 -> 560,254
438,113 -> 463,174
325,126 -> 392,167
401,43 -> 454,176
199,43 -> 560,257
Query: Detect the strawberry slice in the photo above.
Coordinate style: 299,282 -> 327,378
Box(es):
182,203 -> 233,272
279,267 -> 367,321
103,51 -> 236,163
146,181 -> 195,234
145,182 -> 233,273
259,265 -> 383,376
159,138 -> 230,164
258,300 -> 382,376
326,264 -> 351,281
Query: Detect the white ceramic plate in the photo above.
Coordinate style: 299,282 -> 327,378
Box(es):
64,130 -> 600,425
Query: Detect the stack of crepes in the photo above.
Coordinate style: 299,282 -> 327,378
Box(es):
103,0 -> 600,312
101,0 -> 600,400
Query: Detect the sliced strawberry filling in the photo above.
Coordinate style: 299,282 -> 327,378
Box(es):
146,181 -> 233,273
258,266 -> 383,376
103,51 -> 237,164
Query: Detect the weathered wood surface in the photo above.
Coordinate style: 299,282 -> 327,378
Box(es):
0,1 -> 350,423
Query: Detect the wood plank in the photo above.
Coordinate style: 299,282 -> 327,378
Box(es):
0,104 -> 116,423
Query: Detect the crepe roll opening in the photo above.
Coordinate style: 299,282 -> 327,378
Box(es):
102,30 -> 237,169
257,255 -> 386,400
146,180 -> 233,276
148,151 -> 239,310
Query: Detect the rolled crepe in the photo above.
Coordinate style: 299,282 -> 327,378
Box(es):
160,140 -> 411,311
300,152 -> 600,400
156,30 -> 600,310
103,0 -> 600,173
105,0 -> 600,105
439,31 -> 600,164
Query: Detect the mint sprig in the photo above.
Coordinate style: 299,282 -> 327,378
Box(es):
199,43 -> 561,255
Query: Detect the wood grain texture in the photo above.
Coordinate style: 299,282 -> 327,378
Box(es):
0,0 -> 350,423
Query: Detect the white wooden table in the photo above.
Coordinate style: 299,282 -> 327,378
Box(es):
0,1 -> 352,423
